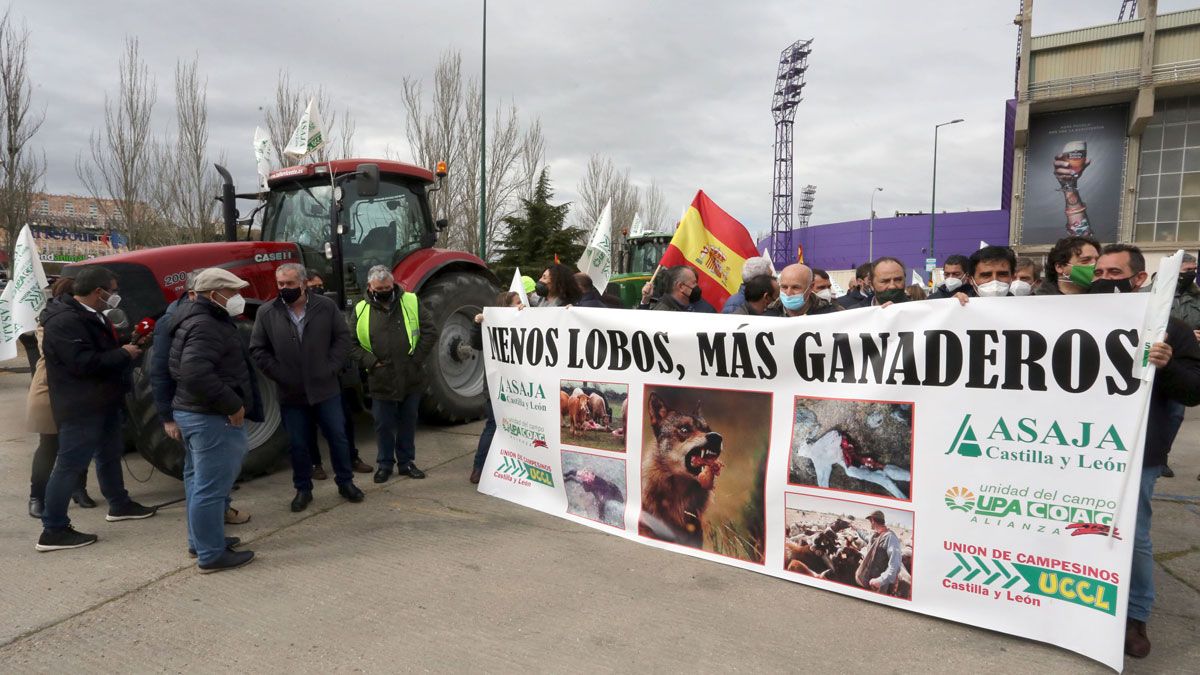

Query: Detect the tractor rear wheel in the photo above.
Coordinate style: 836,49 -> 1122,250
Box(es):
124,324 -> 289,481
418,272 -> 497,423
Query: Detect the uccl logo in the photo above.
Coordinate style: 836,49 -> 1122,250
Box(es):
945,414 -> 1129,474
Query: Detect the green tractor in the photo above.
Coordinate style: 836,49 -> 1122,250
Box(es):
609,232 -> 672,307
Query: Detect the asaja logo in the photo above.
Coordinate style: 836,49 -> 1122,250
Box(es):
496,377 -> 550,412
945,414 -> 1129,474
944,486 -> 975,512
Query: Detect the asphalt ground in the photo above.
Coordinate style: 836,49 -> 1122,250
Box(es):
0,363 -> 1197,673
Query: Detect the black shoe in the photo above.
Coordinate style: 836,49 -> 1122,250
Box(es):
36,526 -> 98,552
72,489 -> 98,508
290,490 -> 313,513
28,497 -> 44,519
373,467 -> 392,484
338,482 -> 365,503
1161,465 -> 1175,478
198,549 -> 255,574
189,537 -> 241,558
398,463 -> 426,480
106,501 -> 157,522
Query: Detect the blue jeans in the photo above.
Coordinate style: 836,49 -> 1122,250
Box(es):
305,393 -> 361,465
1163,400 -> 1186,451
176,410 -> 247,565
281,395 -> 353,491
1129,464 -> 1162,622
473,395 -> 496,471
42,411 -> 130,531
373,393 -> 421,469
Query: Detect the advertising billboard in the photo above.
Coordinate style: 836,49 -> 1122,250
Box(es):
1021,105 -> 1129,245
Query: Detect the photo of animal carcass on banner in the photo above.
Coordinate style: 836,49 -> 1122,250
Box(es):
783,493 -> 914,600
562,450 -> 626,529
638,386 -> 770,564
788,397 -> 914,501
559,380 -> 628,453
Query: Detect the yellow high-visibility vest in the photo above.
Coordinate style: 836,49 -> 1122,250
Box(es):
354,293 -> 419,355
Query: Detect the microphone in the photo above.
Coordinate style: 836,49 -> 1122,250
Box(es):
105,308 -> 130,330
134,317 -> 156,339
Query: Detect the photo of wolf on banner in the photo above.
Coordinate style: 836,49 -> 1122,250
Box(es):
639,385 -> 769,563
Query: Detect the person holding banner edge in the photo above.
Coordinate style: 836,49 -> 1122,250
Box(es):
1086,244 -> 1200,659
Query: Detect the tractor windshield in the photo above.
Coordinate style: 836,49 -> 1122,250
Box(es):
630,237 -> 669,274
264,184 -> 332,248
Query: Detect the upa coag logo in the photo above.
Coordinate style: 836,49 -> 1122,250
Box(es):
945,414 -> 1128,474
943,484 -> 1118,537
500,417 -> 548,449
496,377 -> 550,412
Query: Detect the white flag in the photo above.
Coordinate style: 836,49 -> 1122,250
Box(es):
509,267 -> 530,309
979,240 -> 989,250
911,269 -> 923,287
578,201 -> 613,293
829,276 -> 847,298
0,225 -> 49,360
253,126 -> 274,190
283,98 -> 325,160
629,213 -> 646,239
760,242 -> 777,276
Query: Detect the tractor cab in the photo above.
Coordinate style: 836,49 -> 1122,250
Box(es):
609,232 -> 672,307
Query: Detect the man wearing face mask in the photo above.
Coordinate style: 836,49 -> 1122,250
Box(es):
1013,257 -> 1042,296
727,274 -> 778,316
251,263 -> 365,512
36,266 -> 156,551
870,257 -> 910,308
949,246 -> 1018,305
651,265 -> 703,311
837,262 -> 875,309
169,268 -> 265,572
721,257 -> 774,314
928,254 -> 970,299
766,264 -> 842,317
1169,253 -> 1200,330
1087,244 -> 1200,659
1035,235 -> 1100,296
352,265 -> 437,483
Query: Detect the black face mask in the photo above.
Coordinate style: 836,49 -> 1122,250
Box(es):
688,285 -> 703,304
370,288 -> 398,305
1178,271 -> 1196,292
309,285 -> 326,297
278,287 -> 303,305
876,288 -> 908,304
1089,277 -> 1135,294
534,281 -> 549,297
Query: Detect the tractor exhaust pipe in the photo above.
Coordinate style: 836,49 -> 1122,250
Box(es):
214,164 -> 238,242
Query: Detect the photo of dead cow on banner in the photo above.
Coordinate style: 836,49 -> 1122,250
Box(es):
783,493 -> 915,600
562,450 -> 627,529
639,385 -> 770,564
789,397 -> 914,501
560,380 -> 628,453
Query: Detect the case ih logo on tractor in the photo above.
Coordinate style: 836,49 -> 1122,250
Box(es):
65,159 -> 499,479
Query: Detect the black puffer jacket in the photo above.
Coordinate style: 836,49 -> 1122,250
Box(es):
169,297 -> 263,420
40,295 -> 133,424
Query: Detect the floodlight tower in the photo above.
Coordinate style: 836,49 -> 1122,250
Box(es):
770,38 -> 812,266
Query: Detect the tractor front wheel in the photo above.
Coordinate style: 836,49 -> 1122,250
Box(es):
418,272 -> 497,423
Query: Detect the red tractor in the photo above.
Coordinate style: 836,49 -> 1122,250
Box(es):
65,159 -> 498,479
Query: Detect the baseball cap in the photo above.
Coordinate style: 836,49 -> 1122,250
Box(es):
867,510 -> 886,525
192,268 -> 250,293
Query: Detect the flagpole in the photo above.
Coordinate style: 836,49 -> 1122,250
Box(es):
478,0 -> 488,262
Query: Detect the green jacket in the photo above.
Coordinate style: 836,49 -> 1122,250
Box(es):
350,292 -> 437,401
1171,285 -> 1200,330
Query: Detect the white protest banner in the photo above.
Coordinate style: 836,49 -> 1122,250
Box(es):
578,201 -> 613,293
283,98 -> 325,160
479,290 -> 1165,672
0,225 -> 49,359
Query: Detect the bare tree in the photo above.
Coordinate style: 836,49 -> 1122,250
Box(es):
575,154 -> 640,243
77,38 -> 160,248
639,178 -> 669,232
151,56 -> 220,243
0,9 -> 45,263
262,70 -> 355,167
401,50 -> 545,257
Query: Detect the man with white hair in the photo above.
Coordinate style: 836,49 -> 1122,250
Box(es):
251,263 -> 365,512
351,265 -> 437,483
720,256 -> 774,314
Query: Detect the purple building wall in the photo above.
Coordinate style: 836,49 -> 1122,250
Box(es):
1002,99 -> 1016,210
758,209 -> 1011,279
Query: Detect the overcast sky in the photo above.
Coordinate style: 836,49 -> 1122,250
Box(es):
13,0 -> 1198,239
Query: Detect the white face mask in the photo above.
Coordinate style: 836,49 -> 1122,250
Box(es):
1009,280 -> 1033,297
975,280 -> 1010,298
103,290 -> 122,309
942,277 -> 963,293
218,292 -> 246,316
815,289 -> 834,302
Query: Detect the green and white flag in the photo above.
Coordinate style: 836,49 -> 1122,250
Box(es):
0,225 -> 48,360
629,213 -> 646,238
509,267 -> 530,309
283,98 -> 325,161
253,126 -> 274,190
578,201 -> 613,294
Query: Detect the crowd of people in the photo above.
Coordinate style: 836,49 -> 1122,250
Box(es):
20,234 -> 1200,658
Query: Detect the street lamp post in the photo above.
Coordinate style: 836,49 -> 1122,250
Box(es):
929,118 -> 964,262
478,0 -> 488,261
868,186 -> 883,262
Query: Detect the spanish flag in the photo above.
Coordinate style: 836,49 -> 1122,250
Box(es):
660,190 -> 759,311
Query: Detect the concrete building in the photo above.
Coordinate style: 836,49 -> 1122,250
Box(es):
1011,0 -> 1200,266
